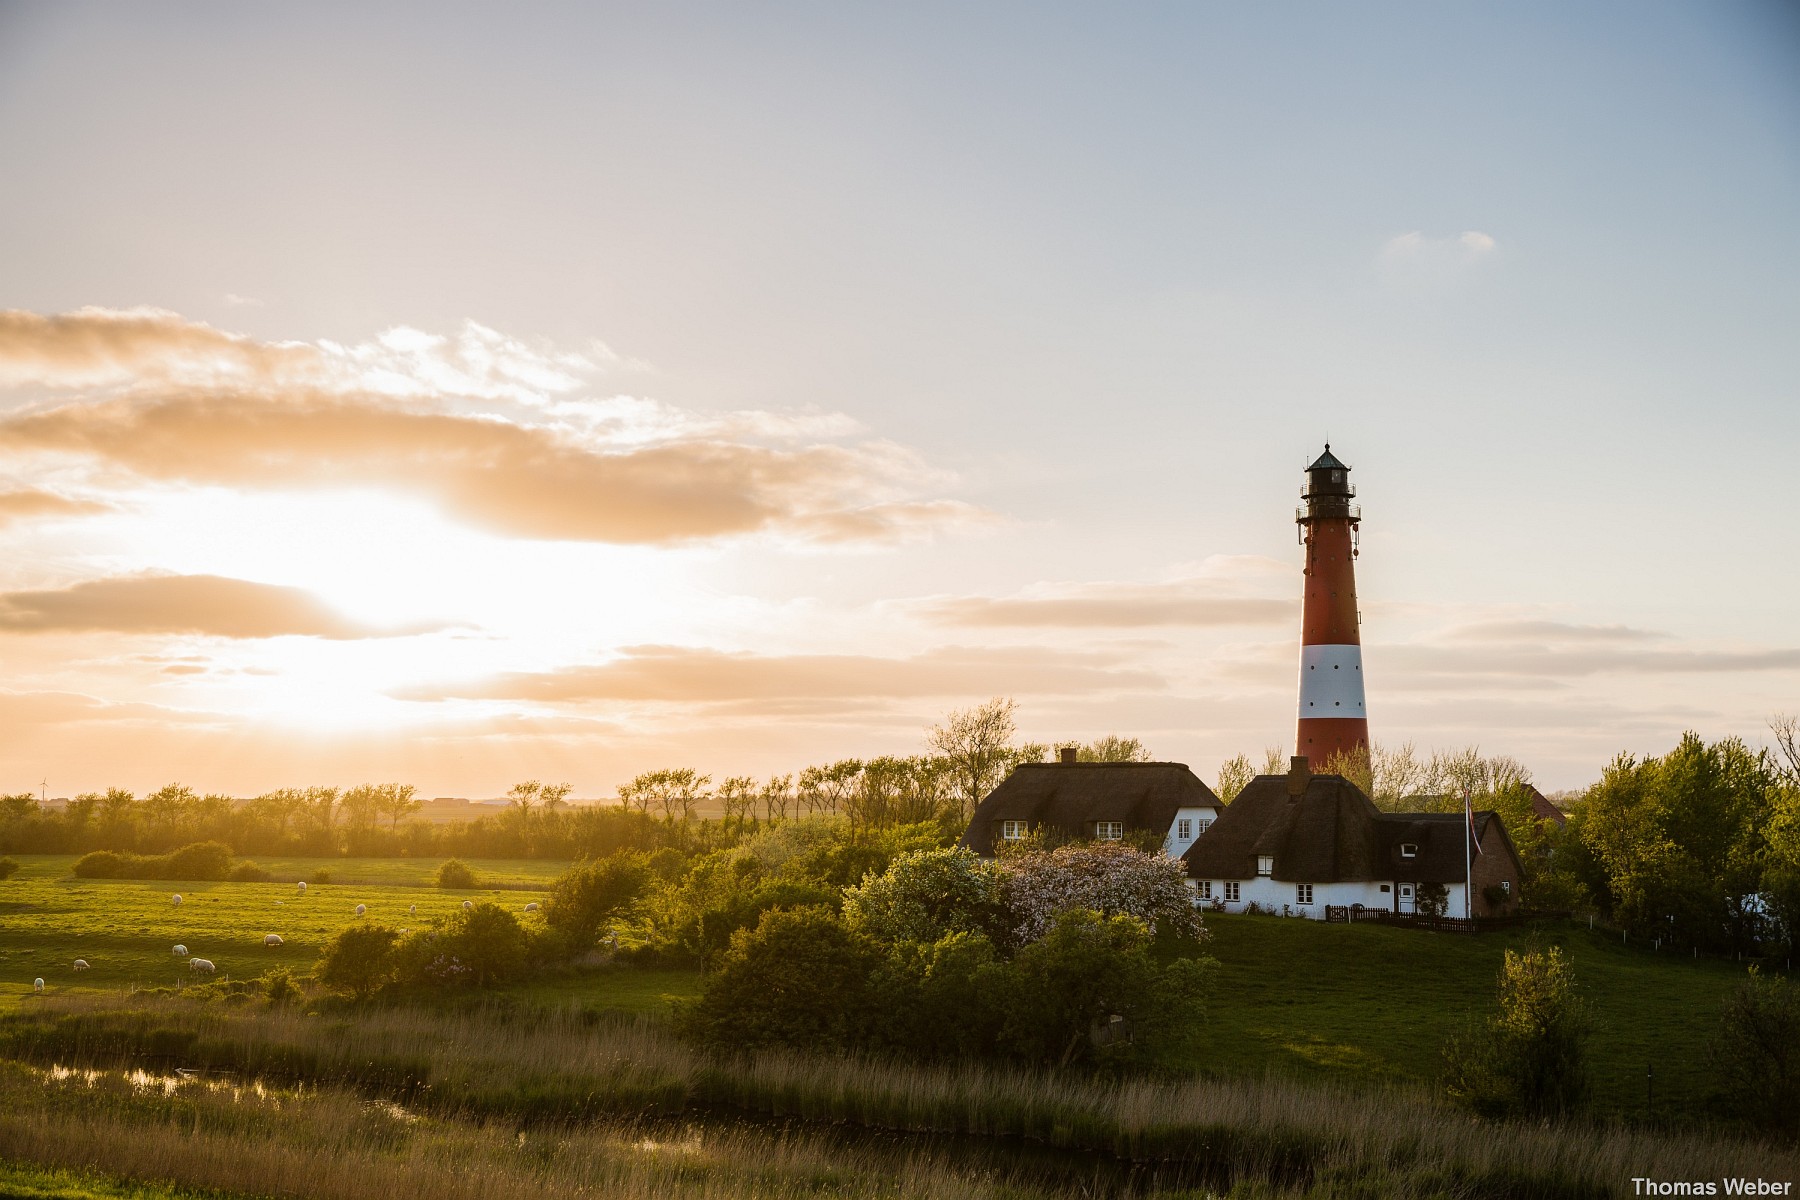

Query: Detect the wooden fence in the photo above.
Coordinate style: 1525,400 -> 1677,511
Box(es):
1325,906 -> 1571,933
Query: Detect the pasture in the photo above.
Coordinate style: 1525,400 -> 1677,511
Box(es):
0,855 -> 571,1007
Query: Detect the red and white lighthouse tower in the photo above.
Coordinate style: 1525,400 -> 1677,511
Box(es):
1295,445 -> 1369,766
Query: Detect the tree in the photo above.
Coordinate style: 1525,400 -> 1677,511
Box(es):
683,906 -> 885,1051
539,783 -> 572,813
928,697 -> 1020,819
339,784 -> 385,840
1711,968 -> 1800,1135
318,924 -> 399,1000
507,779 -> 542,818
717,776 -> 757,829
1216,754 -> 1254,803
543,853 -> 650,952
1075,736 -> 1152,763
1443,945 -> 1591,1118
758,774 -> 793,823
140,783 -> 198,846
842,847 -> 1008,947
380,783 -> 420,830
999,842 -> 1206,946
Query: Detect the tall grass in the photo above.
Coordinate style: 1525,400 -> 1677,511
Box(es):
0,1059 -> 1106,1200
5,994 -> 1793,1198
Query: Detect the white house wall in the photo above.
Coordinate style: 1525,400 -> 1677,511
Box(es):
1160,806 -> 1220,858
1184,877 -> 1469,921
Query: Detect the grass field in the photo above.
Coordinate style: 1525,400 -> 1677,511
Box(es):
0,855 -> 1775,1122
1193,912 -> 1762,1118
0,855 -> 574,1008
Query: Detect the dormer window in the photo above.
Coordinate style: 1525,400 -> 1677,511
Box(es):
1256,855 -> 1273,876
1177,818 -> 1192,840
1095,820 -> 1124,841
1001,820 -> 1029,842
1400,843 -> 1418,859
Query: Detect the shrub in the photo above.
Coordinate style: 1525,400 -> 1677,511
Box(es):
0,857 -> 17,881
228,861 -> 273,882
318,924 -> 400,1000
997,908 -> 1211,1069
1710,968 -> 1800,1135
683,906 -> 885,1052
261,967 -> 303,1006
842,847 -> 1008,947
73,850 -> 133,878
395,903 -> 530,988
999,842 -> 1205,945
435,859 -> 478,890
542,853 -> 649,953
309,869 -> 332,885
1443,944 -> 1591,1119
1415,881 -> 1450,917
161,841 -> 234,881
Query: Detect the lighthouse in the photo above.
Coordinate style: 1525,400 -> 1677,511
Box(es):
1295,445 -> 1369,766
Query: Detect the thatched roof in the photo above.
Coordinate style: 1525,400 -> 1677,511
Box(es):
1181,765 -> 1521,884
959,762 -> 1221,856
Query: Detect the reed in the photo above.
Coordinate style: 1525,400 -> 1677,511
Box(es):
4,994 -> 1794,1199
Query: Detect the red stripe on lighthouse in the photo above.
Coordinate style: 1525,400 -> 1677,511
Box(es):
1295,445 -> 1370,768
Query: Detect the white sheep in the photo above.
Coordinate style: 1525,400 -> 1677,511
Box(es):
408,903 -> 416,916
296,881 -> 307,894
264,934 -> 283,946
462,900 -> 473,911
173,944 -> 188,957
33,978 -> 44,992
172,894 -> 182,907
354,904 -> 366,917
523,902 -> 540,912
72,959 -> 89,971
188,958 -> 215,974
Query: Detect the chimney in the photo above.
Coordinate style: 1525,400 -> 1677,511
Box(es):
1059,746 -> 1079,765
1287,755 -> 1312,797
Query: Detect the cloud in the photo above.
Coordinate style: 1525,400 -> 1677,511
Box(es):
0,573 -> 450,639
395,644 -> 1164,704
1439,619 -> 1667,644
0,307 -> 312,390
1379,642 -> 1800,679
1378,230 -> 1499,275
910,563 -> 1297,628
0,308 -> 991,547
0,488 -> 113,526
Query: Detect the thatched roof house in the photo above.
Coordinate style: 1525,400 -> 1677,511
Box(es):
959,751 -> 1222,859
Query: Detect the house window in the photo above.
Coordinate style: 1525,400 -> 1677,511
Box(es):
1095,821 -> 1124,841
1400,843 -> 1418,858
1000,820 -> 1028,842
1256,855 -> 1274,876
1224,881 -> 1240,902
1196,880 -> 1213,899
1501,881 -> 1511,895
1177,818 -> 1192,840
1380,884 -> 1390,893
1297,884 -> 1313,905
1198,818 -> 1213,835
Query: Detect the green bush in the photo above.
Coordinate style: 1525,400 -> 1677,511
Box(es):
317,924 -> 400,1000
435,859 -> 479,889
73,850 -> 133,878
842,847 -> 1008,947
543,853 -> 649,953
394,903 -> 531,988
161,841 -> 234,880
228,861 -> 273,882
0,857 -> 18,881
309,869 -> 332,885
1710,968 -> 1800,1135
1443,944 -> 1591,1118
683,906 -> 885,1052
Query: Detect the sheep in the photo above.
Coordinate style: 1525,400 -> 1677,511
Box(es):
72,959 -> 89,971
354,904 -> 366,917
523,902 -> 540,912
408,904 -> 416,916
264,934 -> 283,946
296,881 -> 307,894
188,958 -> 216,974
33,978 -> 44,993
173,944 -> 188,957
462,900 -> 473,911
171,894 -> 182,907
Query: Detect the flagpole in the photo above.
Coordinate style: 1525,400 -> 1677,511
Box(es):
1464,788 -> 1473,920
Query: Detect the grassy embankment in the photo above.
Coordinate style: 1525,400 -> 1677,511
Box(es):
4,997 -> 1795,1200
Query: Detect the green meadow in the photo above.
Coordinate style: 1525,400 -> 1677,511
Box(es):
0,856 -> 571,1007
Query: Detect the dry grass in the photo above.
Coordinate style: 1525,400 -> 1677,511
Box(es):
5,993 -> 1795,1198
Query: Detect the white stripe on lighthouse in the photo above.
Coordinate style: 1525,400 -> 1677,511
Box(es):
1298,644 -> 1366,716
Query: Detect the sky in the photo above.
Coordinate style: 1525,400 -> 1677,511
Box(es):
0,2 -> 1796,797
